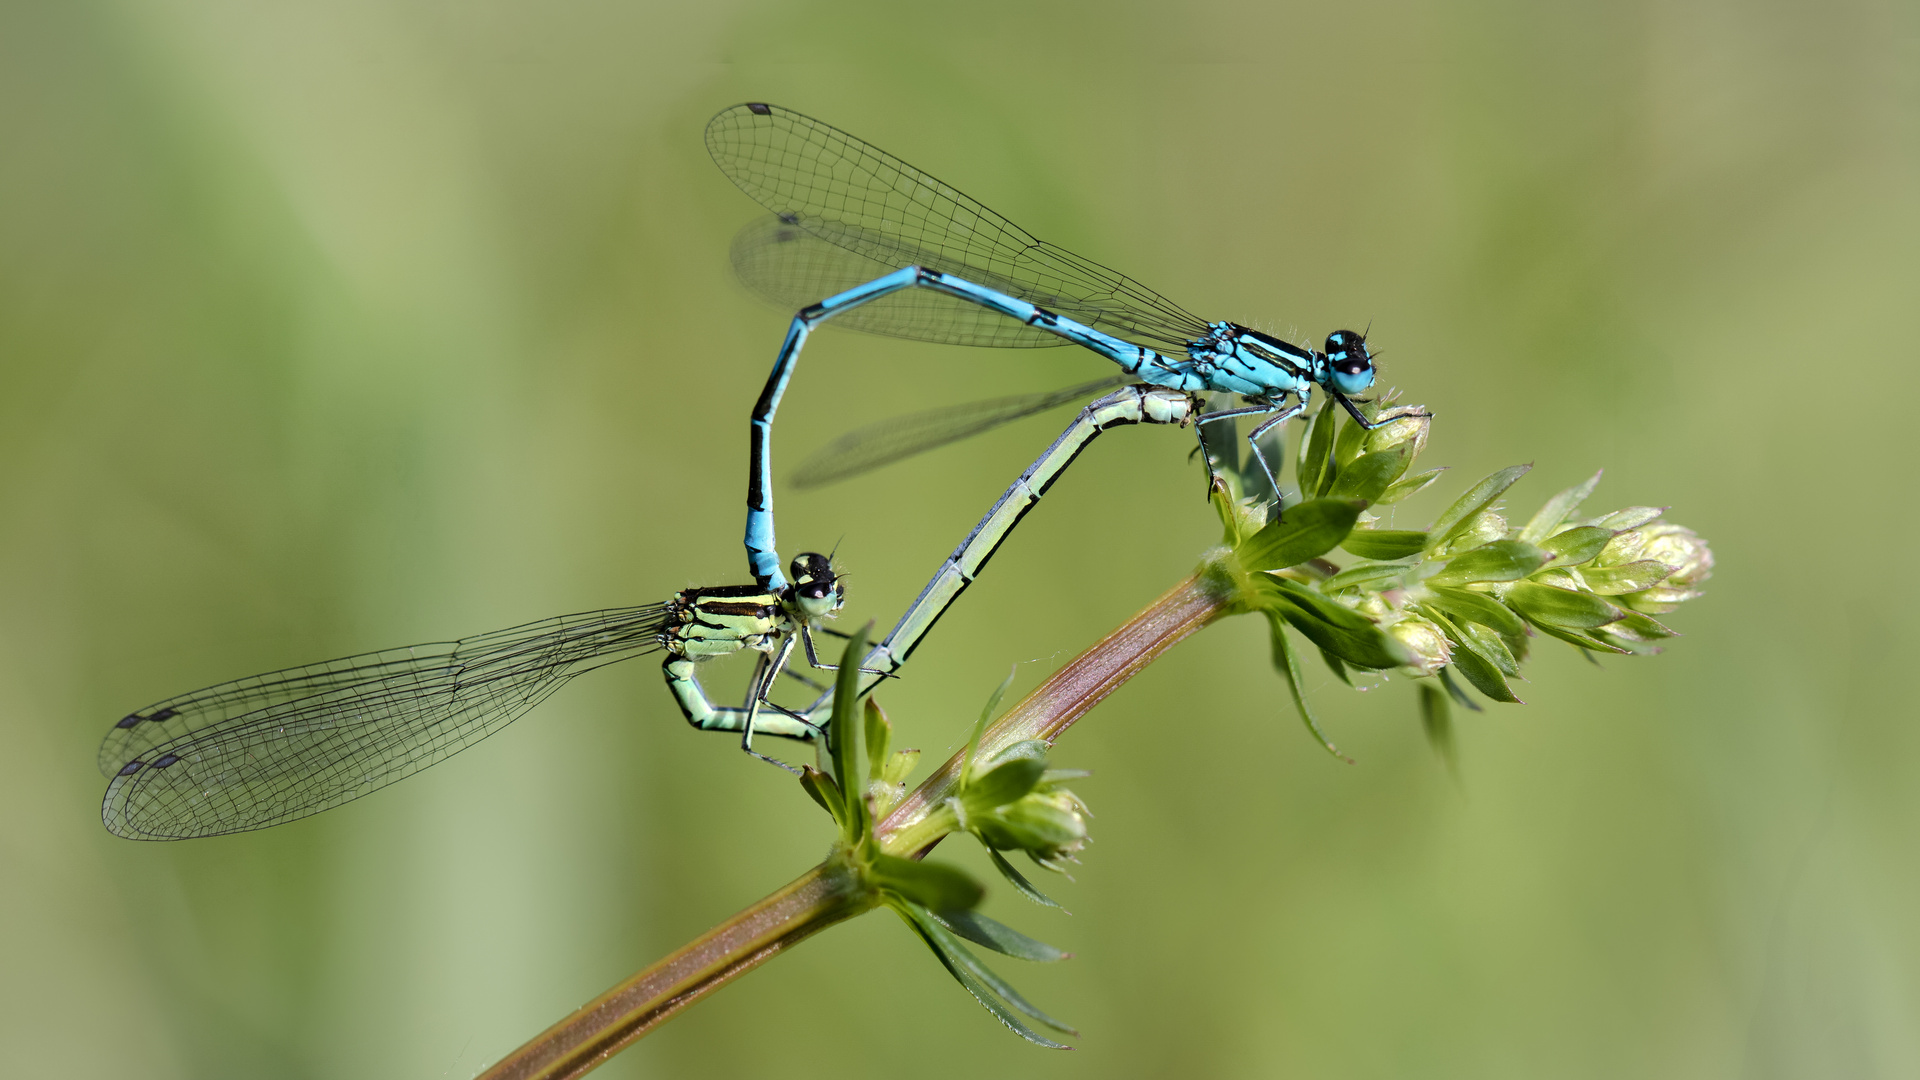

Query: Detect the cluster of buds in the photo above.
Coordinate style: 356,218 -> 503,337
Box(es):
1216,394 -> 1713,725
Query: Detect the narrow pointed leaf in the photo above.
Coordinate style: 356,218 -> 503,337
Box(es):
1299,401 -> 1339,498
963,667 -> 1018,785
1426,465 -> 1532,555
1577,560 -> 1675,595
1505,582 -> 1624,628
1519,470 -> 1603,543
1324,562 -> 1411,592
1425,585 -> 1528,637
896,905 -> 1072,1047
827,623 -> 872,837
1328,443 -> 1414,502
1537,525 -> 1615,565
872,852 -> 985,913
1592,506 -> 1665,531
798,766 -> 846,827
1418,683 -> 1459,777
1377,467 -> 1447,505
1606,610 -> 1680,642
965,756 -> 1047,810
1236,498 -> 1363,571
934,909 -> 1071,962
1262,577 -> 1413,670
1438,667 -> 1484,712
1333,407 -> 1371,467
1427,540 -> 1553,586
1340,529 -> 1427,560
1528,617 -> 1632,655
1268,613 -> 1348,760
1447,645 -> 1521,703
988,848 -> 1065,909
864,699 -> 892,783
1319,646 -> 1354,686
909,903 -> 1078,1035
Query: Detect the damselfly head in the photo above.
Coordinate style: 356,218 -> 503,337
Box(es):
787,551 -> 846,620
1323,329 -> 1377,396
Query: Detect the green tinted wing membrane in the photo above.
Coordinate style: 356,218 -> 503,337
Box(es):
99,606 -> 668,839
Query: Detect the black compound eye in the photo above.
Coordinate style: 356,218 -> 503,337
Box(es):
1334,357 -> 1369,375
797,583 -> 832,601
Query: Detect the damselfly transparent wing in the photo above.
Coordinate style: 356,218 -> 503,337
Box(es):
791,376 -> 1130,489
707,103 -> 1212,352
730,215 -> 1069,348
99,605 -> 670,840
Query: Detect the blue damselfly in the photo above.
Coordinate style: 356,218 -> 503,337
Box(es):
708,102 -> 1396,593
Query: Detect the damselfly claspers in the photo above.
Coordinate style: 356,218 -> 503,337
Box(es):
707,102 -> 1394,594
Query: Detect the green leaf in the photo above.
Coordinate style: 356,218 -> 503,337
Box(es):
1447,644 -> 1522,703
871,853 -> 985,913
1426,607 -> 1517,677
798,766 -> 846,827
1340,529 -> 1427,560
1329,443 -> 1414,502
1323,561 -> 1411,592
1333,405 -> 1371,467
1418,683 -> 1459,778
965,756 -> 1047,811
934,909 -> 1070,962
1236,498 -> 1363,571
1320,646 -> 1354,686
1268,613 -> 1348,761
1538,525 -> 1615,566
1425,465 -> 1532,555
1505,582 -> 1624,629
1519,470 -> 1602,543
988,848 -> 1065,909
1605,610 -> 1680,642
1376,467 -> 1447,505
1424,585 -> 1528,638
1592,506 -> 1664,530
826,623 -> 873,838
863,699 -> 892,784
899,903 -> 1076,1045
1438,666 -> 1483,712
1529,617 -> 1632,655
1298,401 -> 1339,497
1576,560 -> 1675,595
963,667 -> 1019,785
1427,539 -> 1553,586
882,748 -> 921,788
1459,619 -> 1519,675
1261,577 -> 1413,670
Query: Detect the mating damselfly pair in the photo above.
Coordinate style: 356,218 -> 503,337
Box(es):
98,102 -> 1401,840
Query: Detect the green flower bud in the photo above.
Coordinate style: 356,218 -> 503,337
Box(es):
1387,614 -> 1453,677
1618,522 -> 1714,613
970,787 -> 1092,871
1364,404 -> 1432,459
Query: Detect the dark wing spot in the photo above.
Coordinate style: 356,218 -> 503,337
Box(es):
148,707 -> 178,723
115,714 -> 141,729
778,211 -> 799,224
153,754 -> 181,769
117,760 -> 145,777
747,102 -> 773,115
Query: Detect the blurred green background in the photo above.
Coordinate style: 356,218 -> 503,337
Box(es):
4,0 -> 1916,1076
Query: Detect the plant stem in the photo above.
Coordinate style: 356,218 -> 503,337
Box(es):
475,862 -> 870,1080
477,569 -> 1236,1078
879,570 -> 1232,853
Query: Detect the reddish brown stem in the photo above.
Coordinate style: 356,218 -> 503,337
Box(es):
475,864 -> 870,1080
477,570 -> 1235,1078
